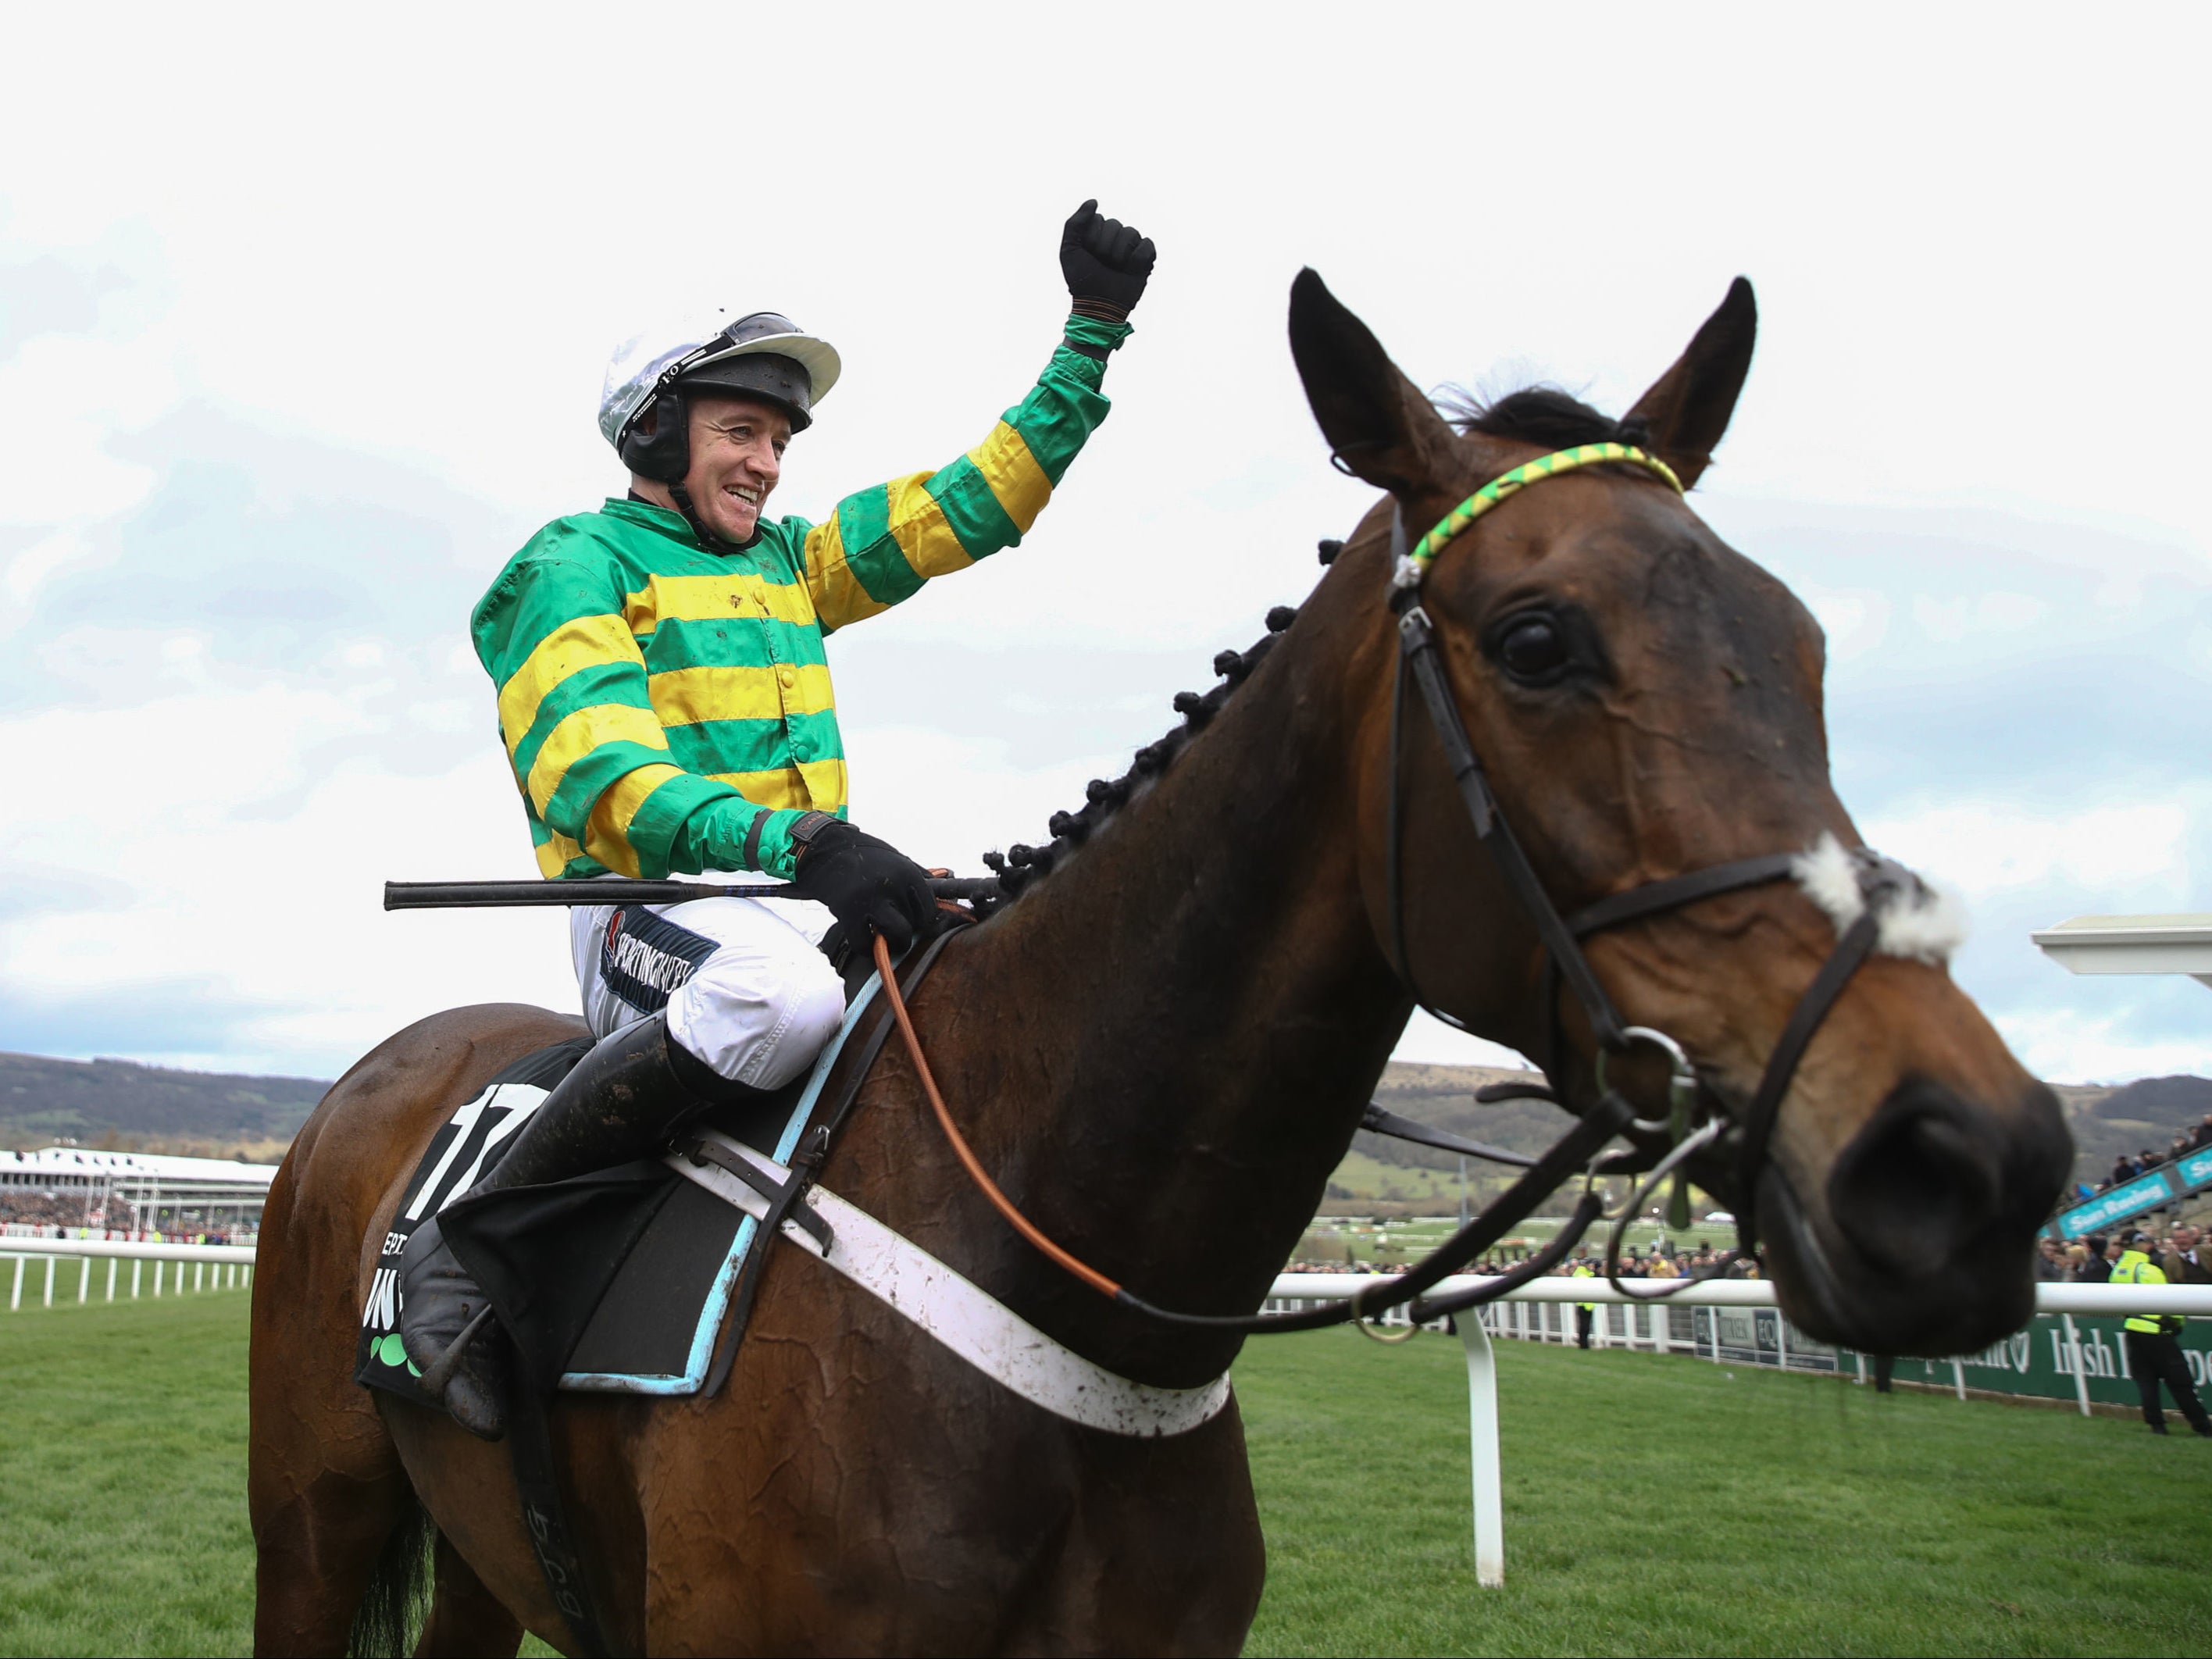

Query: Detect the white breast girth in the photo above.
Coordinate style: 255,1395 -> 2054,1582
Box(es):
665,1129 -> 1232,1439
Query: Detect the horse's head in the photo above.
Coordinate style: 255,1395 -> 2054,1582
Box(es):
1290,271 -> 2070,1357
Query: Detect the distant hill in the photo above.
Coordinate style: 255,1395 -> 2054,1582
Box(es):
2063,1074 -> 2212,1184
1,1042 -> 2202,1197
0,1051 -> 332,1159
2091,1075 -> 2212,1123
1330,1062 -> 1572,1215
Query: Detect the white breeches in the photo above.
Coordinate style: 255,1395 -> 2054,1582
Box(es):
569,886 -> 845,1090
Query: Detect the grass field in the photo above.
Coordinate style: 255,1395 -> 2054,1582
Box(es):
3,1293 -> 2209,1656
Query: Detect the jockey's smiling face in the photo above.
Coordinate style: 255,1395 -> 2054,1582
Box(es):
633,392 -> 791,544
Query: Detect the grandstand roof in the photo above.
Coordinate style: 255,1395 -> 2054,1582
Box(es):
3,1146 -> 280,1187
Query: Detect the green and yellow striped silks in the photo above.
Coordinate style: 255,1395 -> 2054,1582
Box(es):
472,315 -> 1129,883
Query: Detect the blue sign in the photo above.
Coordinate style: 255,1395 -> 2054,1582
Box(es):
2180,1146 -> 2212,1189
2054,1168 -> 2180,1240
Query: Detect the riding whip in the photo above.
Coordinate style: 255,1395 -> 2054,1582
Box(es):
383,876 -> 1001,911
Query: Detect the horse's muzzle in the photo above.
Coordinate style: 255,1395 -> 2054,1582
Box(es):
1758,1076 -> 2072,1358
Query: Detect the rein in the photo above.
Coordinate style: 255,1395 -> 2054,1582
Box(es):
879,444 -> 1933,1333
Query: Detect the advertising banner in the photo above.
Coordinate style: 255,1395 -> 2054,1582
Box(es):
1854,1314 -> 2212,1407
1627,1306 -> 2212,1407
2051,1145 -> 2212,1240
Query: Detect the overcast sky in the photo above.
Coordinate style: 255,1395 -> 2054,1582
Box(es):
2,5 -> 2207,1086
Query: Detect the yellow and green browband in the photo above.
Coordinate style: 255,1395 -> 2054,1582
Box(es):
1407,443 -> 1684,572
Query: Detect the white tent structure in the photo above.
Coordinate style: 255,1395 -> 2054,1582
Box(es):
2032,914 -> 2212,988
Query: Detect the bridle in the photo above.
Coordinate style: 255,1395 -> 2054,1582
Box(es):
1372,442 -> 1928,1306
880,441 -> 1932,1336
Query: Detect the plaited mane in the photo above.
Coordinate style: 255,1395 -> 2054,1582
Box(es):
976,385 -> 1646,913
977,602 -> 1301,912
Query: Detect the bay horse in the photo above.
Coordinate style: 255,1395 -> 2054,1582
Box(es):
249,273 -> 2071,1655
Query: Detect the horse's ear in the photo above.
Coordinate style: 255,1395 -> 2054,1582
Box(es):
1625,277 -> 1757,490
1289,269 -> 1457,496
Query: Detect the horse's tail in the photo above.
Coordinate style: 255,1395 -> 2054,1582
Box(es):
347,1495 -> 435,1657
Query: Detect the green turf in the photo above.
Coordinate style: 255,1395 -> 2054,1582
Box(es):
0,1287 -> 254,1657
3,1293 -> 2209,1656
1238,1329 -> 2212,1657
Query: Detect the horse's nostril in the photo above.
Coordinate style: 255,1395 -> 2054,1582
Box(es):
1827,1082 -> 2001,1276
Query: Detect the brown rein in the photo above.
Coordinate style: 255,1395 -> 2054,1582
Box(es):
872,932 -> 1123,1300
870,932 -> 1622,1336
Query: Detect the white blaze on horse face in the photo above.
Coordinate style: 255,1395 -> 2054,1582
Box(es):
1789,833 -> 1968,965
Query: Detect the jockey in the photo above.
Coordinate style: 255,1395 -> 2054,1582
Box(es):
401,202 -> 1158,1436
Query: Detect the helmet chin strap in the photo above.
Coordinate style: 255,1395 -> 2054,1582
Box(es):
662,480 -> 764,553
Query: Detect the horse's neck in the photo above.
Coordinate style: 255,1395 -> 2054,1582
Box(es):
941,598 -> 1414,1382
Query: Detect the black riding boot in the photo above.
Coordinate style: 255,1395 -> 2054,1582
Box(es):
398,1012 -> 745,1439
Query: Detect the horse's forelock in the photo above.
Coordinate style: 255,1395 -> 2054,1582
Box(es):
1439,384 -> 1645,451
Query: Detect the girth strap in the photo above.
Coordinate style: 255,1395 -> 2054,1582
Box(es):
508,1377 -> 615,1657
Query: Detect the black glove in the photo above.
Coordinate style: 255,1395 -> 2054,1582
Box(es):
789,821 -> 938,955
1060,199 -> 1155,323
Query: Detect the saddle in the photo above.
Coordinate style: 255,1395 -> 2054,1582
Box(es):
353,1036 -> 841,1403
355,917 -> 901,1407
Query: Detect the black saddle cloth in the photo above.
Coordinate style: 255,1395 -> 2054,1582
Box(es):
354,1038 -> 810,1403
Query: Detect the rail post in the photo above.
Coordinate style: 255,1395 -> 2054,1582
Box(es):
2061,1313 -> 2092,1417
1457,1314 -> 1505,1588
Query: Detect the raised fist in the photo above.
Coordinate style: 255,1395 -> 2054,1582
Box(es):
1061,199 -> 1156,323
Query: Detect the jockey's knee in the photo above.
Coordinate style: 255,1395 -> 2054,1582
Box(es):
665,940 -> 844,1091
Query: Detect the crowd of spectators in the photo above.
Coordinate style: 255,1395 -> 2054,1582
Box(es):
1280,1239 -> 1767,1277
2037,1222 -> 2207,1285
1284,1226 -> 2210,1287
2092,1115 -> 2212,1194
0,1193 -> 93,1228
0,1190 -> 244,1243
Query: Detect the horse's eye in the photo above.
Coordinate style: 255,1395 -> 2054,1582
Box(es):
1498,615 -> 1569,680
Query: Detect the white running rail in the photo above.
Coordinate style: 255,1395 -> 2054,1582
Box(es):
3,1236 -> 256,1311
1260,1275 -> 2212,1588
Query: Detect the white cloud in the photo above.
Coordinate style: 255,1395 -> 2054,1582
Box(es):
1996,1006 -> 2212,1090
1910,590 -> 2052,644
1800,585 -> 1892,662
1867,801 -> 2192,902
4,529 -> 91,605
2,4 -> 2210,1092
